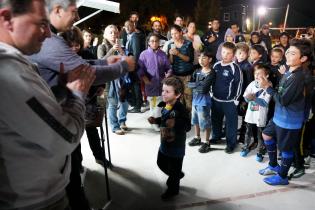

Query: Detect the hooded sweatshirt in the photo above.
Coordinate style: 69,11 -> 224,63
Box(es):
216,28 -> 235,61
0,42 -> 85,209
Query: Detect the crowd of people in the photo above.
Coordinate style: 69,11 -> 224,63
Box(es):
1,0 -> 315,209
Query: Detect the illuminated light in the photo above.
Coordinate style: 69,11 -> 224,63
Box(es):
269,22 -> 272,26
257,6 -> 267,16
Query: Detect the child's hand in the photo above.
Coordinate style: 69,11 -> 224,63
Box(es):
169,48 -> 179,56
278,65 -> 286,75
258,76 -> 271,89
165,118 -> 175,128
142,76 -> 151,85
147,117 -> 156,124
245,93 -> 256,101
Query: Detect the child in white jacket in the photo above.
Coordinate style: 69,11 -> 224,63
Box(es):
240,64 -> 272,162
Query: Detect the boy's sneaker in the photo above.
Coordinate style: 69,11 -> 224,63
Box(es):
224,146 -> 235,154
263,174 -> 289,185
114,129 -> 125,135
161,189 -> 179,200
188,137 -> 201,146
240,148 -> 249,157
304,156 -> 311,168
290,168 -> 305,178
256,153 -> 264,162
259,164 -> 280,176
120,123 -> 129,131
198,143 -> 211,153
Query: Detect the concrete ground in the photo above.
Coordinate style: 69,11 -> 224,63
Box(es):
80,110 -> 315,210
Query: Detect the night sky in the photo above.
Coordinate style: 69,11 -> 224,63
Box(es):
176,0 -> 314,27
78,0 -> 314,32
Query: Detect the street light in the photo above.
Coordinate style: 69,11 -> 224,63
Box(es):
257,6 -> 267,30
257,6 -> 267,16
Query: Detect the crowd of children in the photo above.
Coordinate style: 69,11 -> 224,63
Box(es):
60,13 -> 315,200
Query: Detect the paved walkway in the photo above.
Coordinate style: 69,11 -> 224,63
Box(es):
80,110 -> 315,210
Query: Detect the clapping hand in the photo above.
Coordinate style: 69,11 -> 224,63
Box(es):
66,64 -> 96,95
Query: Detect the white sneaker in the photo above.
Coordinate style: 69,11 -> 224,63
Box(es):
152,124 -> 160,132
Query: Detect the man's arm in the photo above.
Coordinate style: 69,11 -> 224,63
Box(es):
0,61 -> 92,155
29,35 -> 132,86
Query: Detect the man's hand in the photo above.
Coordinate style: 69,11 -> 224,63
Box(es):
66,65 -> 96,95
124,56 -> 136,72
107,55 -> 121,64
207,34 -> 216,43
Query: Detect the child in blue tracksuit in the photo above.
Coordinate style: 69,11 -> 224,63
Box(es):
211,42 -> 243,153
258,39 -> 312,185
148,77 -> 191,199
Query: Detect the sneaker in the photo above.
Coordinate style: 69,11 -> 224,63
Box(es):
209,138 -> 221,144
198,143 -> 211,153
291,168 -> 305,178
240,148 -> 249,157
259,164 -> 280,176
152,124 -> 160,132
224,146 -> 235,154
161,189 -> 179,200
238,137 -> 245,144
263,174 -> 289,185
128,108 -> 141,113
188,137 -> 201,146
120,123 -> 128,131
248,142 -> 258,150
180,171 -> 185,179
304,156 -> 311,168
95,159 -> 113,168
114,129 -> 125,135
256,153 -> 264,162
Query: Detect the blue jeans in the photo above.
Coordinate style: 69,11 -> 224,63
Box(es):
211,100 -> 238,149
107,96 -> 129,132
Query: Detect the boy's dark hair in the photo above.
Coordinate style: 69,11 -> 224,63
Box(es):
279,31 -> 290,39
200,51 -> 214,60
251,44 -> 265,56
174,14 -> 183,20
271,47 -> 284,56
230,22 -> 239,27
152,20 -> 161,26
170,24 -> 182,32
222,42 -> 236,54
253,63 -> 270,76
290,38 -> 312,61
147,33 -> 160,42
130,11 -> 139,17
60,26 -> 84,50
210,18 -> 220,23
236,42 -> 249,54
0,0 -> 41,16
162,77 -> 184,96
